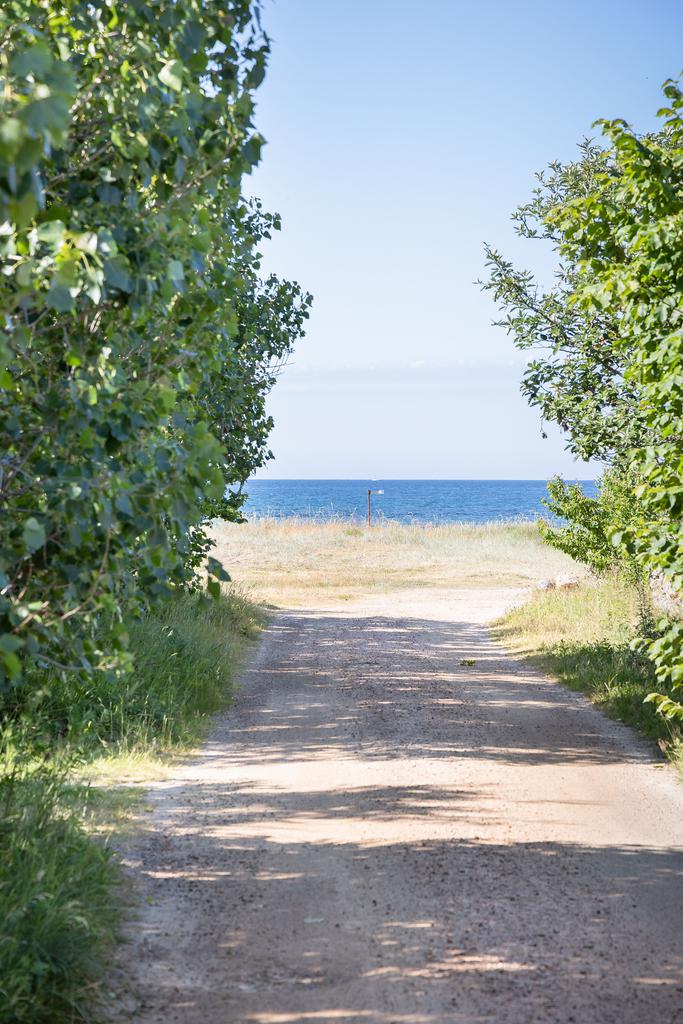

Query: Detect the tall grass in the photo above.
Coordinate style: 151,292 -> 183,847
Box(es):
0,588 -> 262,1024
495,575 -> 681,760
30,589 -> 264,760
0,739 -> 119,1024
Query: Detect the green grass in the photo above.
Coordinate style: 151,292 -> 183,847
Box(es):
0,588 -> 263,1024
59,588 -> 262,762
0,749 -> 120,1024
495,575 -> 682,762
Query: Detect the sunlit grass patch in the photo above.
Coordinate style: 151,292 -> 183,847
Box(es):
495,576 -> 682,765
17,588 -> 265,769
211,518 -> 583,606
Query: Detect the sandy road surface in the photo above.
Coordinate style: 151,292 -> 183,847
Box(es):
113,588 -> 683,1024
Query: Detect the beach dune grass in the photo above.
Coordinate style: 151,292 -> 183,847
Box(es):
210,517 -> 582,605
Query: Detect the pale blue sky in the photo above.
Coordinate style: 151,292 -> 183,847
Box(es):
249,0 -> 682,479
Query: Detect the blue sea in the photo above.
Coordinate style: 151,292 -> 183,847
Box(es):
241,479 -> 598,525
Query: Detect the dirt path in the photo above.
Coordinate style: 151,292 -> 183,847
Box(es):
113,588 -> 683,1023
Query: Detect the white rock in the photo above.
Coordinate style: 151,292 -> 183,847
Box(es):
555,573 -> 581,590
537,578 -> 556,591
650,570 -> 683,616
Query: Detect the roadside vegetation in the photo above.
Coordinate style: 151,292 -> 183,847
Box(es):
484,85 -> 683,725
1,2 -> 296,1021
0,589 -> 261,1024
0,756 -> 119,1024
495,577 -> 681,769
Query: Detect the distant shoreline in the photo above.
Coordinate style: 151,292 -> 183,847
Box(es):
240,512 -> 545,526
238,479 -> 599,526
247,478 -> 600,483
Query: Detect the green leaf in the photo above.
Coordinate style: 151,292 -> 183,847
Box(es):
0,118 -> 23,160
157,387 -> 176,412
115,493 -> 133,517
103,258 -> 132,293
183,20 -> 207,52
8,191 -> 38,228
207,557 -> 231,582
37,220 -> 66,250
159,60 -> 184,93
19,95 -> 70,136
10,42 -> 53,78
22,517 -> 46,554
46,283 -> 74,311
1,650 -> 22,680
167,259 -> 185,291
0,634 -> 23,656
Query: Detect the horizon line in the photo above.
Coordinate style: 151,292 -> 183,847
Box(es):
248,476 -> 600,483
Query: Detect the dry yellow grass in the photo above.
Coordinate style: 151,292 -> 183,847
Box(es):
210,517 -> 583,607
495,574 -> 641,654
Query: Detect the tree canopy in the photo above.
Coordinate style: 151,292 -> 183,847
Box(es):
0,1 -> 311,687
484,86 -> 683,720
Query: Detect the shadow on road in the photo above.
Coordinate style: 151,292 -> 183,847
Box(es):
212,610 -> 656,768
116,609 -> 683,1024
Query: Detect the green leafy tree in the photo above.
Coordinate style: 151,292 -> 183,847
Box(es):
540,472 -> 652,624
0,2 -> 310,687
483,141 -> 650,464
549,86 -> 683,719
484,87 -> 683,720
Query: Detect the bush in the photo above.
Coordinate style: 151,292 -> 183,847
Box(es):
0,1 -> 309,691
540,472 -> 643,578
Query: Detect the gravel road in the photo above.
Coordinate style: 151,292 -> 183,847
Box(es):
113,588 -> 683,1024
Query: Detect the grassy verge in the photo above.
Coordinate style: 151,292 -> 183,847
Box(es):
60,588 -> 262,776
0,754 -> 120,1024
494,575 -> 682,765
0,588 -> 263,1024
